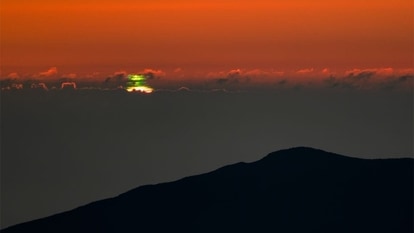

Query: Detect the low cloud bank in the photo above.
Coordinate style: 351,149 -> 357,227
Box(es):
1,67 -> 412,92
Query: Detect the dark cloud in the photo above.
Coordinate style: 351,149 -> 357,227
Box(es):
140,69 -> 166,80
278,79 -> 288,86
346,71 -> 375,81
324,74 -> 371,89
380,75 -> 414,90
206,68 -> 298,90
216,78 -> 229,85
324,76 -> 340,88
102,71 -> 128,88
343,71 -> 375,89
212,69 -> 245,86
31,83 -> 49,90
113,71 -> 128,79
397,74 -> 414,83
324,71 -> 413,91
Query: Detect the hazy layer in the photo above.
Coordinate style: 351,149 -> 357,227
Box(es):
1,87 -> 412,228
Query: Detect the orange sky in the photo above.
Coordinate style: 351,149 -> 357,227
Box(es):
1,0 -> 413,79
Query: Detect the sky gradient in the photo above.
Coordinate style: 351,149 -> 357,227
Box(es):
1,0 -> 413,80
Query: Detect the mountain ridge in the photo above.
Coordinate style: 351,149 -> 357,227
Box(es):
2,147 -> 413,233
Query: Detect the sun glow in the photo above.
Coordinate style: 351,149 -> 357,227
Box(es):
125,74 -> 153,93
126,86 -> 154,93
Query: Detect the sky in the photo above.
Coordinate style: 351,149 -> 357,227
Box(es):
1,0 -> 413,82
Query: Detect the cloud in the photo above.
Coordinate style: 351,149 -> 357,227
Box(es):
244,69 -> 268,77
36,67 -> 58,77
102,71 -> 128,88
216,78 -> 229,85
296,68 -> 314,74
61,82 -> 77,89
205,68 -> 290,91
130,67 -> 414,91
113,70 -> 128,78
396,68 -> 414,75
140,69 -> 166,79
323,68 -> 414,90
213,69 -> 247,85
342,68 -> 396,89
344,68 -> 394,77
324,76 -> 345,88
380,74 -> 414,90
7,72 -> 20,79
322,68 -> 329,73
272,71 -> 285,76
278,79 -> 288,86
207,69 -> 244,79
347,71 -> 375,81
324,72 -> 375,89
8,66 -> 408,92
227,69 -> 242,77
209,68 -> 284,80
202,68 -> 292,91
376,68 -> 394,75
31,82 -> 48,90
397,74 -> 414,82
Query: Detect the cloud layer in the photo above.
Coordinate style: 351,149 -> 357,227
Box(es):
1,67 -> 412,92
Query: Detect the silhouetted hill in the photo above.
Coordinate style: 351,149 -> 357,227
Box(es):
2,147 -> 413,232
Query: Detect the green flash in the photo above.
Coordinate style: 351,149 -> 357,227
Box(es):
126,74 -> 153,93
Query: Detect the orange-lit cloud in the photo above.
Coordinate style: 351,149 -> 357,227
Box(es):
297,68 -> 315,74
35,67 -> 58,78
7,72 -> 19,79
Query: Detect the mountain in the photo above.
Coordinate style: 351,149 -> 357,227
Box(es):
2,147 -> 413,233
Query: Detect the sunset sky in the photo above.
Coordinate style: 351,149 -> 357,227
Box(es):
1,0 -> 413,228
1,0 -> 413,81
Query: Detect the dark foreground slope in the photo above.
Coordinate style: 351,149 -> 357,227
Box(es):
2,147 -> 413,233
